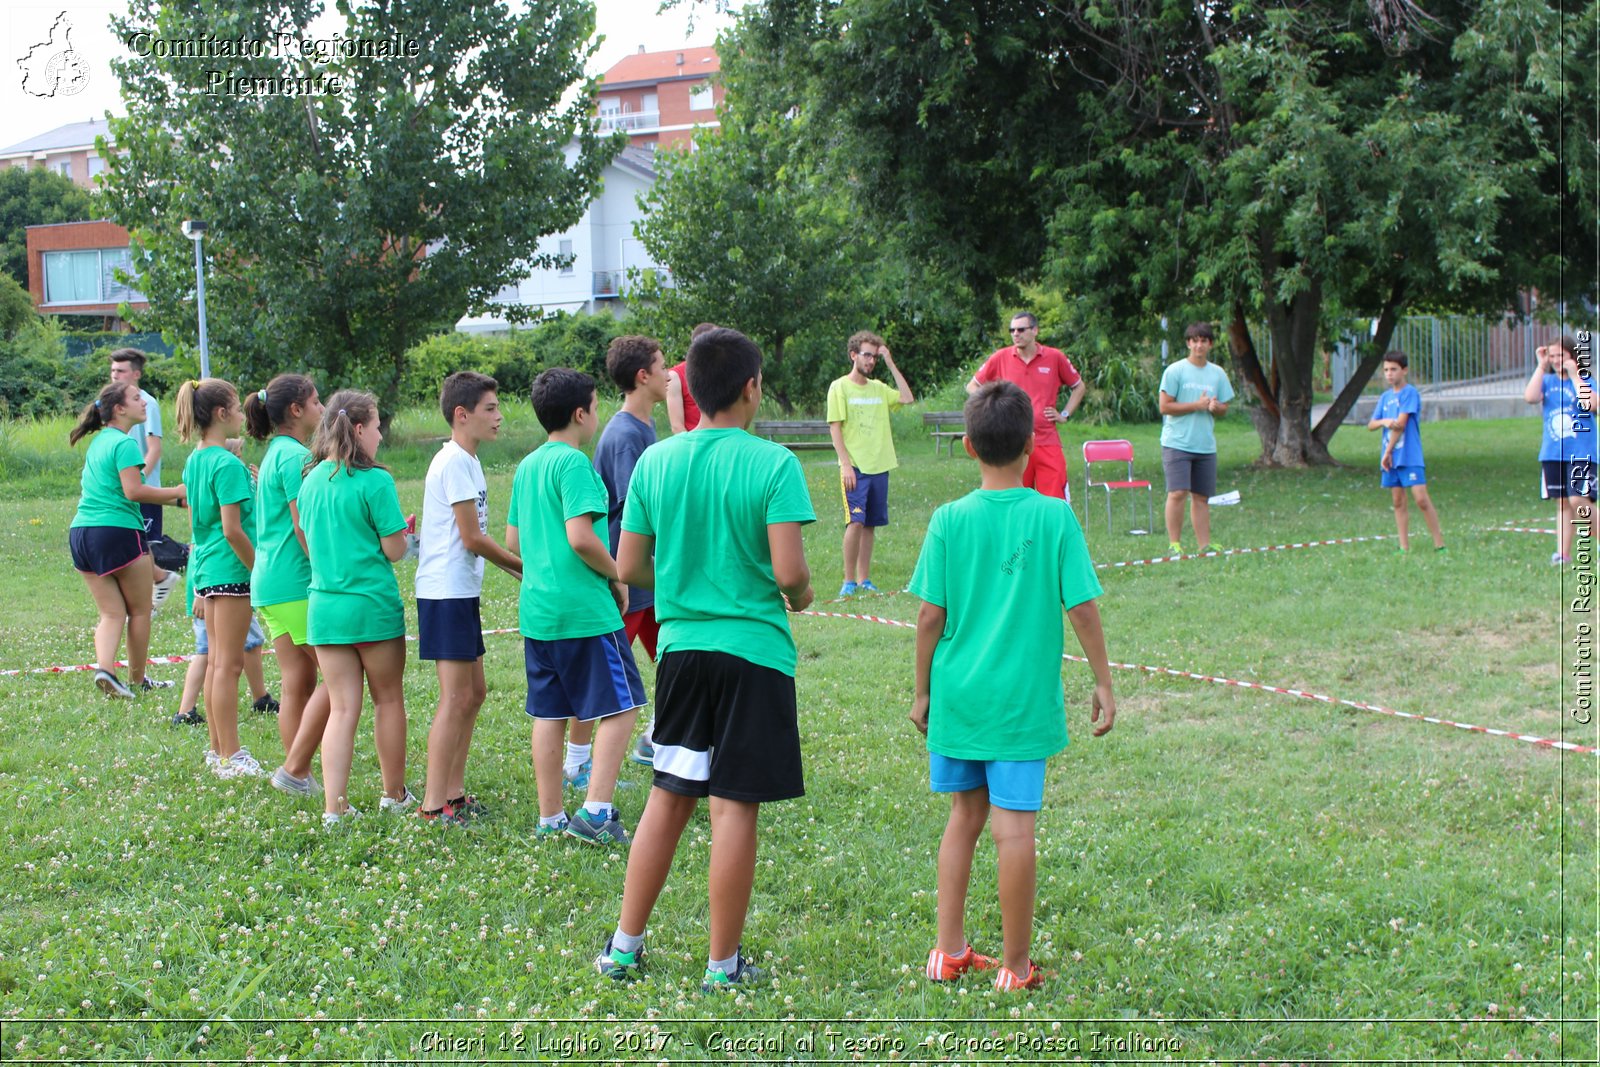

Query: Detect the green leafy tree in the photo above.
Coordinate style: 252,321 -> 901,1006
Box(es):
102,0 -> 618,415
0,167 -> 95,286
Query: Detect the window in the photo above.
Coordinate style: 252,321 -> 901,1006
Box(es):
56,160 -> 73,178
558,239 -> 574,277
689,82 -> 713,111
42,248 -> 145,305
88,156 -> 105,178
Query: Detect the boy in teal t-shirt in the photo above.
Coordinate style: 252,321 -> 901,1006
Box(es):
596,328 -> 816,992
1157,322 -> 1235,554
909,380 -> 1116,994
507,368 -> 644,847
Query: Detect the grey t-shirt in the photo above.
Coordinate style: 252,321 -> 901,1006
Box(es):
593,410 -> 657,615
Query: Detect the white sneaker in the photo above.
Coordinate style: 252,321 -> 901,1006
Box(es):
379,788 -> 418,814
225,748 -> 265,778
270,766 -> 320,797
150,570 -> 180,615
322,806 -> 363,828
204,749 -> 222,771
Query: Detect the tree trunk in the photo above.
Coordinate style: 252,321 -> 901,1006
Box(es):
1261,278 -> 1335,466
1312,279 -> 1407,449
766,332 -> 794,412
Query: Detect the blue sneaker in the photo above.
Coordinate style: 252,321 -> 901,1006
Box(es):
631,736 -> 654,767
564,759 -> 592,790
595,936 -> 645,982
857,579 -> 880,593
838,581 -> 858,598
566,807 -> 631,847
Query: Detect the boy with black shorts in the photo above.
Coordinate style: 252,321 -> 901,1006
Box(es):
508,369 -> 644,846
416,372 -> 523,824
911,381 -> 1115,992
595,327 -> 816,991
1157,322 -> 1234,555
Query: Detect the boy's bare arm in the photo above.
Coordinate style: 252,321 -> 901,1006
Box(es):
566,516 -> 627,614
453,499 -> 521,579
767,521 -> 813,611
1066,599 -> 1116,736
911,601 -> 946,734
617,530 -> 655,590
666,373 -> 687,434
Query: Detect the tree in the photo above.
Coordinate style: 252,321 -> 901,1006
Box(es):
102,0 -> 618,415
758,0 -> 1594,464
0,167 -> 94,285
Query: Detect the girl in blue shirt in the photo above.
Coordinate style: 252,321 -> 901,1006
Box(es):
1524,336 -> 1596,565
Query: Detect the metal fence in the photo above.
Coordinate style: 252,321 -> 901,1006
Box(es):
1327,315 -> 1582,397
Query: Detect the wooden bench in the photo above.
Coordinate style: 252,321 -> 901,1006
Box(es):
752,419 -> 835,451
924,410 -> 966,456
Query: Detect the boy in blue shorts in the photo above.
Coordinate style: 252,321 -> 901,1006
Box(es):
508,368 -> 644,846
595,328 -> 816,992
1367,351 -> 1445,552
910,381 -> 1115,993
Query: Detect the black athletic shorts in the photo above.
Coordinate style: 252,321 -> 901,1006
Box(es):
651,649 -> 804,803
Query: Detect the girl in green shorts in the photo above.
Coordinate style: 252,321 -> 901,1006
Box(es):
68,381 -> 188,699
297,390 -> 414,825
245,374 -> 329,794
177,378 -> 260,779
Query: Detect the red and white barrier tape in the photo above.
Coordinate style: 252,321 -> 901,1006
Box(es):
1095,534 -> 1390,570
797,609 -> 1599,757
1488,526 -> 1559,536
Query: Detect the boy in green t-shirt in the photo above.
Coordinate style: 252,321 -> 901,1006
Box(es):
909,381 -> 1116,993
507,368 -> 644,847
826,330 -> 914,597
595,328 -> 816,992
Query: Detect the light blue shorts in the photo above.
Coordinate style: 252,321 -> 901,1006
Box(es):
193,613 -> 266,655
929,753 -> 1048,812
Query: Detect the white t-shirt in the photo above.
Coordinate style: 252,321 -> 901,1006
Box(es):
415,440 -> 488,599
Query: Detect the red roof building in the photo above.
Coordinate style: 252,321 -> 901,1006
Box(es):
596,45 -> 722,150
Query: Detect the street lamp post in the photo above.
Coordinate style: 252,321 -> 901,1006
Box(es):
181,219 -> 210,378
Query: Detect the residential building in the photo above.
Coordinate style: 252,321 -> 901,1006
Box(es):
25,220 -> 147,329
595,45 -> 723,150
0,119 -> 115,190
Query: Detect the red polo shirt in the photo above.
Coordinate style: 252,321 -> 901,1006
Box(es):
973,345 -> 1082,443
669,362 -> 701,430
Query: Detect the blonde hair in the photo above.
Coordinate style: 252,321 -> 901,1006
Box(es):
174,378 -> 239,442
307,389 -> 383,477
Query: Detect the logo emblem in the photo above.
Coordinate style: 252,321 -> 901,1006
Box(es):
18,13 -> 89,98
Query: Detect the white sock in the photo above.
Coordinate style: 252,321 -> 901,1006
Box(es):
612,927 -> 644,954
707,951 -> 739,976
641,720 -> 655,745
582,800 -> 612,818
564,743 -> 591,775
538,811 -> 567,829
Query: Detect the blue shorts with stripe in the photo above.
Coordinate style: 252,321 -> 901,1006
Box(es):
523,629 -> 645,721
840,468 -> 889,527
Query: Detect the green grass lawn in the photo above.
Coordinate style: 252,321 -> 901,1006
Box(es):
0,407 -> 1594,1063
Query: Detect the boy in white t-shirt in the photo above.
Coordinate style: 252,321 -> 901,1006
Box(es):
416,372 -> 523,824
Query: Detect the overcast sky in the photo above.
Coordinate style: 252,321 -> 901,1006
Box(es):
1,0 -> 736,152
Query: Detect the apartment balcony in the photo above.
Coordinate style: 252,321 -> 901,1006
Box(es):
597,111 -> 661,133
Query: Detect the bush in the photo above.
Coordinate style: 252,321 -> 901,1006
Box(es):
0,317 -> 74,420
401,313 -> 635,408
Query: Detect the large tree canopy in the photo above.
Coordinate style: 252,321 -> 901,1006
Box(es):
0,166 -> 94,286
103,0 -> 617,412
753,0 -> 1594,464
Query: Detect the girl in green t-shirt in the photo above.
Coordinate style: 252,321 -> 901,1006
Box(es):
244,374 -> 328,794
177,378 -> 260,779
68,381 -> 188,700
298,390 -> 414,825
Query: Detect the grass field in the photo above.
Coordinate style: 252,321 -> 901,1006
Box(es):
0,405 -> 1595,1064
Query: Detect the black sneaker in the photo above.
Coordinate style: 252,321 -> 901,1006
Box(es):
140,677 -> 174,692
94,670 -> 134,699
251,693 -> 280,715
702,949 -> 765,993
171,707 -> 205,727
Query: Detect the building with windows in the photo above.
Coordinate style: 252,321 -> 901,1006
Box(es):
24,220 -> 146,328
0,119 -> 114,189
594,45 -> 723,149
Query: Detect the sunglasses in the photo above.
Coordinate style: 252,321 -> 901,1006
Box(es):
1009,326 -> 1034,333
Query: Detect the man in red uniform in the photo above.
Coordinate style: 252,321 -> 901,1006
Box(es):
965,312 -> 1086,500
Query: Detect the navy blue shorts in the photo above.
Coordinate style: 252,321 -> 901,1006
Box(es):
841,469 -> 890,527
1542,460 -> 1597,501
524,630 -> 645,721
139,502 -> 163,543
652,649 -> 804,803
69,526 -> 146,577
418,597 -> 486,661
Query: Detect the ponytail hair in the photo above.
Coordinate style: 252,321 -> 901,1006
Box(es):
245,374 -> 318,440
175,377 -> 240,443
69,382 -> 134,446
307,389 -> 383,477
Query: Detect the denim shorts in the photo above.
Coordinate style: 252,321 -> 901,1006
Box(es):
193,613 -> 266,654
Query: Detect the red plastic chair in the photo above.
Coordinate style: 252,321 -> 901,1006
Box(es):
1082,439 -> 1152,540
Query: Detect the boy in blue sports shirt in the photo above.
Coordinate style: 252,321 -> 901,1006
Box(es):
1366,351 -> 1445,553
911,381 -> 1116,993
508,368 -> 645,846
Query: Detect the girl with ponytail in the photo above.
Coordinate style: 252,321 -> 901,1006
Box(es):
244,375 -> 332,797
177,377 -> 261,779
68,382 -> 187,698
297,390 -> 415,824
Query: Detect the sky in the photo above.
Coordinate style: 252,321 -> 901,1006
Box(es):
0,0 -> 736,152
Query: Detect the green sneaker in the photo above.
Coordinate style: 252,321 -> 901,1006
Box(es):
1198,543 -> 1226,555
566,807 -> 632,847
1167,542 -> 1183,556
595,936 -> 645,982
701,953 -> 765,993
535,816 -> 569,838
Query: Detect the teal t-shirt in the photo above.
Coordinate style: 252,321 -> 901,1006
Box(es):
622,427 -> 817,676
252,435 -> 313,607
70,428 -> 145,530
298,460 -> 409,645
508,441 -> 620,641
1159,359 -> 1236,454
184,446 -> 255,590
909,487 -> 1103,761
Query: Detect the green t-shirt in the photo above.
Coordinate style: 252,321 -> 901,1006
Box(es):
622,427 -> 817,676
184,445 -> 255,591
298,460 -> 408,645
825,376 -> 902,475
508,441 -> 619,641
70,428 -> 145,530
908,487 -> 1104,761
252,435 -> 313,607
